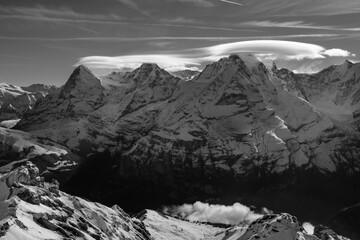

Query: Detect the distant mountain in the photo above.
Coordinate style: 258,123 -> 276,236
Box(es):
0,82 -> 57,122
0,55 -> 359,238
170,69 -> 201,80
273,60 -> 360,124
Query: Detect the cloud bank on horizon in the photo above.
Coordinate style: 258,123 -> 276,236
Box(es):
77,40 -> 356,73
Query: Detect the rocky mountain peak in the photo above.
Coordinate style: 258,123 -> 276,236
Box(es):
127,63 -> 175,88
194,54 -> 255,83
139,63 -> 160,70
133,63 -> 170,78
271,61 -> 278,72
22,83 -> 57,93
344,59 -> 353,67
60,64 -> 103,99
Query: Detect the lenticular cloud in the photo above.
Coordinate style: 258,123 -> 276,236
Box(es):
163,201 -> 263,225
77,40 -> 354,72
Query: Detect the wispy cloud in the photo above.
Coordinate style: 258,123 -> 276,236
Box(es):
292,61 -> 324,74
0,5 -> 254,33
239,20 -> 360,33
0,53 -> 31,61
0,34 -> 340,42
0,5 -> 122,21
165,0 -> 214,7
240,20 -> 333,30
166,0 -> 243,7
247,0 -> 360,16
0,5 -> 123,34
219,0 -> 243,6
76,40 -> 355,72
117,0 -> 152,17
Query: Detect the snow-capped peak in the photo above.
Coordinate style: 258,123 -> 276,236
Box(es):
60,64 -> 103,99
193,54 -> 263,83
132,63 -> 171,79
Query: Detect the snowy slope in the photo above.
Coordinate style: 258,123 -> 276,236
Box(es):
273,61 -> 360,123
0,126 -> 78,188
0,83 -> 57,122
0,162 -> 152,240
139,210 -> 350,240
139,210 -> 227,240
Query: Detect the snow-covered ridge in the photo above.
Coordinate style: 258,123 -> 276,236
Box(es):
274,60 -> 360,123
0,162 -> 152,240
0,163 -> 350,240
0,82 -> 57,122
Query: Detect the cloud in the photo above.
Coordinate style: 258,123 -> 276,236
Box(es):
322,48 -> 354,57
203,40 -> 327,60
292,60 -> 324,74
246,0 -> 360,17
77,40 -> 355,72
162,201 -> 263,225
240,20 -> 333,30
219,0 -> 243,6
117,0 -> 151,17
0,5 -> 122,21
166,0 -> 244,7
78,55 -> 201,72
166,0 -> 214,7
302,222 -> 315,235
0,34 -> 339,42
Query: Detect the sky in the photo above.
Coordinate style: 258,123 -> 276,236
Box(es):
1,0 -> 360,86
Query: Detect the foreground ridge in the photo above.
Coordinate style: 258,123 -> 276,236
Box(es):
0,162 -> 152,240
0,160 -> 351,239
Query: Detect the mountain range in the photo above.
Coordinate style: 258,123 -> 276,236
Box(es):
0,54 -> 359,239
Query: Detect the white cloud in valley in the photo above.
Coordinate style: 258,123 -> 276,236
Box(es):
302,222 -> 315,235
162,201 -> 263,225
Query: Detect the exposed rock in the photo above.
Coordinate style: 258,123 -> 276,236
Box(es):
330,203 -> 360,240
0,82 -> 57,122
0,163 -> 153,240
314,225 -> 350,240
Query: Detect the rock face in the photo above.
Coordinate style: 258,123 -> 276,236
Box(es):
140,210 -> 349,240
273,60 -> 360,123
0,162 -> 152,240
329,203 -> 360,240
0,126 -> 79,187
0,163 -> 352,240
8,56 -> 360,223
238,213 -> 349,240
0,83 -> 57,122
